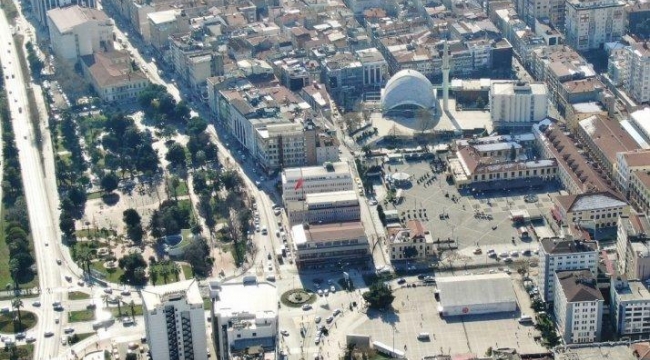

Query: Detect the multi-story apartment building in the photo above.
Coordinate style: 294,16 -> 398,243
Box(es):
254,122 -> 306,171
33,0 -> 96,27
538,238 -> 599,302
80,50 -> 150,102
46,6 -> 114,61
356,48 -> 387,89
168,34 -> 224,92
616,214 -> 650,281
148,9 -> 189,51
281,162 -> 354,203
388,220 -> 436,262
321,52 -> 363,110
142,280 -> 208,360
287,190 -> 360,225
615,150 -> 650,196
554,270 -> 604,344
621,43 -> 650,104
630,171 -> 650,216
209,277 -> 277,360
564,0 -> 625,51
490,81 -> 548,130
554,191 -> 630,232
611,277 -> 650,337
291,221 -> 371,268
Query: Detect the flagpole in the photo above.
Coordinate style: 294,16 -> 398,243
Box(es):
301,168 -> 306,224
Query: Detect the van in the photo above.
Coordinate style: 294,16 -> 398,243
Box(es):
417,333 -> 430,341
518,315 -> 533,324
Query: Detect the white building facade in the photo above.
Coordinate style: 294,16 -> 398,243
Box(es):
46,6 -> 114,61
538,239 -> 599,302
490,81 -> 548,129
611,277 -> 650,337
554,270 -> 604,344
142,280 -> 208,360
281,162 -> 354,203
564,0 -> 625,51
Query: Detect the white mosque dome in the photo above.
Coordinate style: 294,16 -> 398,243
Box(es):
381,70 -> 434,111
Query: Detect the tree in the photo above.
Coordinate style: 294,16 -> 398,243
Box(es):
165,142 -> 187,168
9,259 -> 20,290
476,96 -> 486,109
118,253 -> 147,285
123,209 -> 141,228
403,246 -> 419,259
376,205 -> 386,226
59,211 -> 76,239
362,282 -> 395,309
100,172 -> 119,194
11,298 -> 23,329
129,300 -> 136,321
415,108 -> 433,133
509,144 -> 517,161
183,237 -> 211,277
187,117 -> 208,136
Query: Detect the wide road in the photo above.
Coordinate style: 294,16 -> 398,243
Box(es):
0,9 -> 68,358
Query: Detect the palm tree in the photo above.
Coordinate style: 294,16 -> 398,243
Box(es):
160,265 -> 169,284
11,298 -> 23,330
170,263 -> 180,282
115,295 -> 123,317
129,300 -> 136,321
9,259 -> 20,291
101,294 -> 110,308
77,247 -> 93,275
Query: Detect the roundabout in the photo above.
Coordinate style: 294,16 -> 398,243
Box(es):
280,289 -> 316,307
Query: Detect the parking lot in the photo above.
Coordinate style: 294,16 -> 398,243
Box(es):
376,158 -> 561,262
353,279 -> 546,358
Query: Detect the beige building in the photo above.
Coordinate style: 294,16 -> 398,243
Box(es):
615,150 -> 650,195
80,51 -> 150,102
554,191 -> 630,231
255,122 -> 306,171
47,6 -> 114,61
616,214 -> 650,281
490,81 -> 548,130
286,190 -> 360,225
630,171 -> 650,216
388,220 -> 435,262
148,9 -> 188,51
291,221 -> 370,269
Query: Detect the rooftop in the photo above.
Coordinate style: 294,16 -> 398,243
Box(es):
491,81 -> 547,95
47,5 -> 111,33
283,161 -> 351,182
437,273 -> 516,309
213,279 -> 277,318
556,270 -> 603,302
141,279 -> 203,309
578,115 -> 640,165
80,51 -> 148,88
292,221 -> 366,244
555,191 -> 627,212
305,190 -> 358,206
540,238 -> 598,254
613,279 -> 650,301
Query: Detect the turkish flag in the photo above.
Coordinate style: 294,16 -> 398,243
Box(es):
294,178 -> 304,190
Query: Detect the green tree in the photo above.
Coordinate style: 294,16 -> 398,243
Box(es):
376,205 -> 386,226
362,282 -> 395,309
59,211 -> 76,239
118,253 -> 147,285
100,172 -> 119,194
11,298 -> 23,329
403,246 -> 419,259
9,259 -> 20,290
509,144 -> 517,161
123,208 -> 144,243
165,142 -> 187,168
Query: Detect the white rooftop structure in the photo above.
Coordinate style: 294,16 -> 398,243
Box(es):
381,70 -> 435,111
148,9 -> 181,25
213,279 -> 278,317
141,279 -> 203,308
437,273 -> 517,316
305,190 -> 358,206
631,108 -> 650,144
571,193 -> 627,212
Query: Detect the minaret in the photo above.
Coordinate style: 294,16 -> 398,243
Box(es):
442,40 -> 450,112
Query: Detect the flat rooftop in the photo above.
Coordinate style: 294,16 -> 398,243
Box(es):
141,279 -> 203,309
292,221 -> 366,244
437,273 -> 516,309
306,190 -> 358,205
614,280 -> 650,302
283,162 -> 351,182
214,280 -> 277,317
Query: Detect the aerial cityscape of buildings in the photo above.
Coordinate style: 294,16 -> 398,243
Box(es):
5,0 -> 650,356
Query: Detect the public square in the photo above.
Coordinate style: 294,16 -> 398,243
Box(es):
374,158 -> 562,263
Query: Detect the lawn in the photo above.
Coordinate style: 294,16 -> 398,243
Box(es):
67,332 -> 94,345
68,309 -> 96,323
0,311 -> 37,333
181,264 -> 193,279
91,261 -> 124,284
86,192 -> 103,200
75,228 -> 115,239
68,291 -> 90,300
0,344 -> 33,360
108,304 -> 143,318
174,180 -> 189,196
203,298 -> 213,310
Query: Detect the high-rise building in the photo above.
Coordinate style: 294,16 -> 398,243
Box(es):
490,81 -> 548,130
538,238 -> 598,302
142,280 -> 208,360
564,0 -> 625,51
623,43 -> 650,104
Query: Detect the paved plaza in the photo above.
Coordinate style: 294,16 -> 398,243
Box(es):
353,281 -> 547,358
376,159 -> 561,258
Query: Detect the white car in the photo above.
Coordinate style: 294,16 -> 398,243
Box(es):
333,308 -> 342,316
314,316 -> 321,323
317,289 -> 323,296
103,288 -> 113,294
330,285 -> 336,293
368,199 -> 378,206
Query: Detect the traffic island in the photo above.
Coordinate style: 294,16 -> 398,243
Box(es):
0,310 -> 37,333
280,289 -> 316,308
